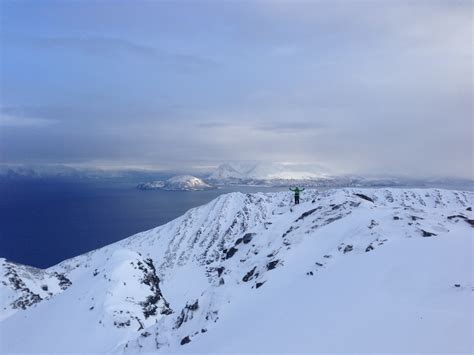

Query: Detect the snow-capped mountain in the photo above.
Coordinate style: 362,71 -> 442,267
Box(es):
208,162 -> 331,185
1,188 -> 472,353
137,175 -> 215,191
207,162 -> 474,190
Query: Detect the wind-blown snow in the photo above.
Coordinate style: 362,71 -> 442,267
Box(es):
1,188 -> 472,353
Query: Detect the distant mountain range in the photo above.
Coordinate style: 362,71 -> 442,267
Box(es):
137,175 -> 215,191
1,163 -> 472,190
207,162 -> 474,190
208,162 -> 329,181
0,164 -> 166,182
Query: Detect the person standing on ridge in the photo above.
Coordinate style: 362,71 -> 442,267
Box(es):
289,187 -> 305,205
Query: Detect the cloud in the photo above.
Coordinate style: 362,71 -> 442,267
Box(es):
7,34 -> 219,72
0,113 -> 58,128
198,120 -> 323,133
0,0 -> 471,178
27,36 -> 156,57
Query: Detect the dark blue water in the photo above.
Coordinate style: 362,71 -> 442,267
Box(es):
0,180 -> 285,268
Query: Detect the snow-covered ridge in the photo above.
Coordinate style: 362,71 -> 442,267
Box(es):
1,188 -> 472,353
137,175 -> 215,191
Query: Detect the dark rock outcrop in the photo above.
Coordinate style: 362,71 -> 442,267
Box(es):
225,247 -> 239,259
242,267 -> 257,282
421,229 -> 437,237
354,193 -> 374,203
242,233 -> 255,244
137,258 -> 171,318
266,260 -> 279,270
180,336 -> 191,345
295,207 -> 321,222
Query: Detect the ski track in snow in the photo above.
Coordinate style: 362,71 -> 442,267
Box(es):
0,188 -> 473,353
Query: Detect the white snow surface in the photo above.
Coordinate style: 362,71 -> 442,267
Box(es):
0,188 -> 472,354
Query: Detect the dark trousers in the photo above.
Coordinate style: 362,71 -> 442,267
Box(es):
295,195 -> 300,204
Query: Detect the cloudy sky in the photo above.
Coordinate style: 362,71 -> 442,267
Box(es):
0,0 -> 472,177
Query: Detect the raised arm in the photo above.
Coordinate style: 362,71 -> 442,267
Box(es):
289,187 -> 295,191
301,188 -> 305,191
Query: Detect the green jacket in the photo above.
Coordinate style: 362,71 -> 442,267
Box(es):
289,187 -> 305,196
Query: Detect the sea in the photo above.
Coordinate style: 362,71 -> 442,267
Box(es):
0,179 -> 287,268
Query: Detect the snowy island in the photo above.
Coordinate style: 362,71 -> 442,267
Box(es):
1,188 -> 472,353
137,175 -> 215,191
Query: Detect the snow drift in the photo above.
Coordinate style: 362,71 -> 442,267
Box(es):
1,188 -> 472,353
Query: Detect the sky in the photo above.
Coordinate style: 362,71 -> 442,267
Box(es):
0,0 -> 472,178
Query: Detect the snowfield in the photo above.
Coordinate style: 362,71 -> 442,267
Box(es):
0,188 -> 472,354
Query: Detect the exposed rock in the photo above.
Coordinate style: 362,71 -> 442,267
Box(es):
354,193 -> 374,203
114,319 -> 131,328
137,258 -> 171,318
225,247 -> 239,259
295,207 -> 321,222
282,227 -> 294,238
447,214 -> 466,220
242,267 -> 257,282
216,266 -> 225,277
180,336 -> 191,345
343,245 -> 353,254
421,229 -> 437,237
325,215 -> 344,224
53,272 -> 72,290
368,220 -> 379,229
242,233 -> 255,244
266,260 -> 279,270
187,299 -> 199,311
175,300 -> 199,329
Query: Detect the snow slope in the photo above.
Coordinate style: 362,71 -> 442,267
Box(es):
1,188 -> 472,353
